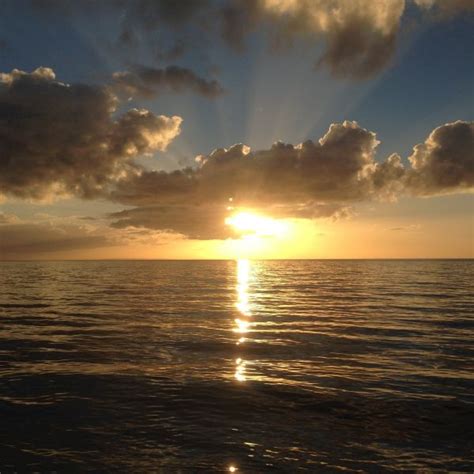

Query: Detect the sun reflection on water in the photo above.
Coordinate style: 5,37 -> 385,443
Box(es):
236,258 -> 251,315
233,258 -> 252,382
234,358 -> 246,382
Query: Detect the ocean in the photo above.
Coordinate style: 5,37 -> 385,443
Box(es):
1,260 -> 473,472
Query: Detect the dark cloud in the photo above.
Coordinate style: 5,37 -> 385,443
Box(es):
111,65 -> 223,99
108,202 -> 352,240
372,153 -> 406,201
0,222 -> 112,258
437,0 -> 474,17
106,120 -> 473,238
0,67 -> 182,200
110,205 -> 236,240
316,6 -> 401,78
24,0 -> 473,79
415,0 -> 474,19
107,120 -> 472,221
105,121 -> 403,237
406,121 -> 474,196
241,0 -> 405,79
269,203 -> 354,221
136,0 -> 406,79
109,168 -> 197,207
111,121 -> 398,207
23,0 -> 404,79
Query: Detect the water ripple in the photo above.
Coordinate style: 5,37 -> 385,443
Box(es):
0,260 -> 473,471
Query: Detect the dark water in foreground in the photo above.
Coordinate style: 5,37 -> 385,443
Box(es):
1,260 -> 473,472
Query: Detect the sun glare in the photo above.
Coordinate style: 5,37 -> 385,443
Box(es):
225,211 -> 288,237
221,210 -> 296,259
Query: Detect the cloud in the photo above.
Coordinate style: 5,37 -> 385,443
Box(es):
27,0 -> 473,79
0,222 -> 112,258
0,213 -> 171,258
109,168 -> 197,207
314,1 -> 404,78
242,0 -> 406,79
107,201 -> 353,240
108,202 -> 355,240
107,120 -> 471,218
109,205 -> 236,240
372,153 -> 406,201
406,121 -> 474,196
133,0 -> 407,78
105,120 -> 473,238
389,224 -> 421,231
0,67 -> 182,200
1,74 -> 471,241
266,202 -> 354,220
414,0 -> 474,18
111,120 -> 400,207
105,121 -> 404,237
111,65 -> 224,99
0,212 -> 20,224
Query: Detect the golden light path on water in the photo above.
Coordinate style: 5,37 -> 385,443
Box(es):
227,258 -> 251,472
234,258 -> 251,383
227,211 -> 284,384
226,210 -> 284,472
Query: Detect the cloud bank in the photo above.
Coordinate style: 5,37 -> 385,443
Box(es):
105,120 -> 472,238
0,69 -> 472,240
109,120 -> 473,213
0,221 -> 112,258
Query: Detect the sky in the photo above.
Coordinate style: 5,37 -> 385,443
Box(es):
0,0 -> 473,260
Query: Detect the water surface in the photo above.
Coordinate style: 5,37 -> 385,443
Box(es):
1,260 -> 473,471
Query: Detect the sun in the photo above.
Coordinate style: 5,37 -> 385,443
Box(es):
222,210 -> 295,259
225,211 -> 288,237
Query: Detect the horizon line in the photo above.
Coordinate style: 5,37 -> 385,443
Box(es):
1,258 -> 473,262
